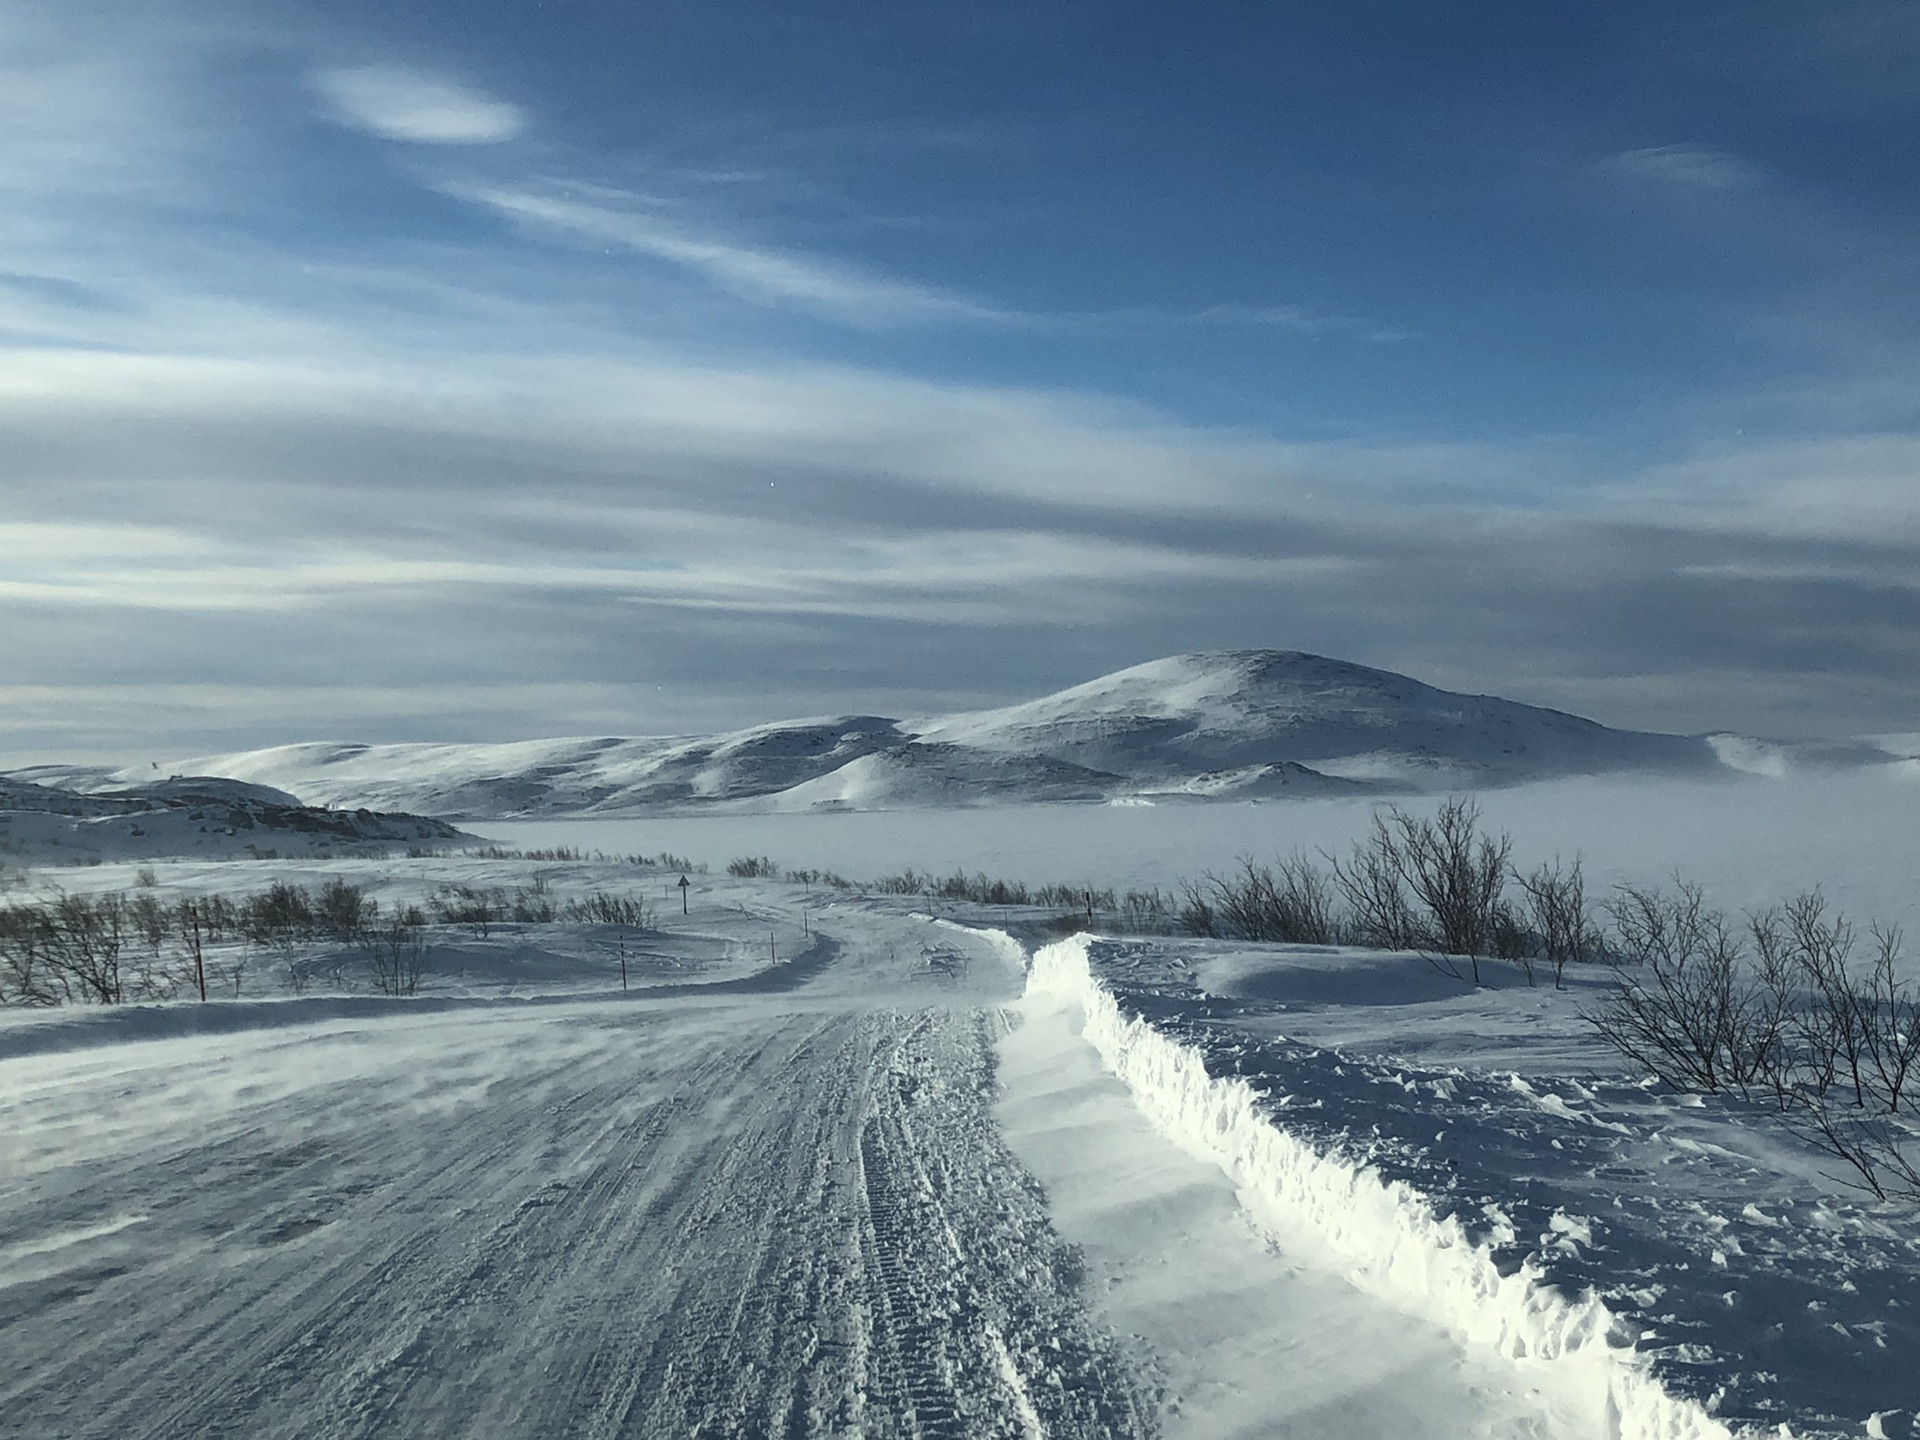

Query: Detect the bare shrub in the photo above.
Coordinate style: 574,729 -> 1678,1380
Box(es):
0,903 -> 62,1005
363,918 -> 427,996
49,894 -> 132,1004
1323,799 -> 1516,981
1325,814 -> 1425,951
1196,855 -> 1343,944
429,884 -> 501,937
1589,882 -> 1788,1096
1588,885 -> 1920,1202
1390,799 -> 1512,981
1176,878 -> 1219,937
785,867 -> 854,890
727,855 -> 780,879
564,892 -> 655,927
1517,856 -> 1603,987
315,878 -> 374,939
244,883 -> 314,945
1117,888 -> 1172,933
126,892 -> 167,955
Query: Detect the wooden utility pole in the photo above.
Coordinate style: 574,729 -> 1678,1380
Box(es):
619,940 -> 628,992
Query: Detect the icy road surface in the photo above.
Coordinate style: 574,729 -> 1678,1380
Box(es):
5,898 -> 1625,1440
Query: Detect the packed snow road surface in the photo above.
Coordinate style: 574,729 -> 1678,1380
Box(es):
0,915 -> 1151,1440
3,893 -> 1689,1440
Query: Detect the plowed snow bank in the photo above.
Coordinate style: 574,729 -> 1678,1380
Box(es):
1026,934 -> 1741,1440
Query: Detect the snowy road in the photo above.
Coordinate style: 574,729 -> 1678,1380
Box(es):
0,897 -> 1672,1440
0,913 -> 1150,1440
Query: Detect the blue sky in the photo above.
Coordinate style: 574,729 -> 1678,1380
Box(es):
3,0 -> 1917,760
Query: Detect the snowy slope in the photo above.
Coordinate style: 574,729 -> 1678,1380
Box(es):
18,650 -> 1897,820
0,774 -> 467,863
911,650 -> 1713,788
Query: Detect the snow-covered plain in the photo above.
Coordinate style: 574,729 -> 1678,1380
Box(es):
2,768 -> 1917,1439
476,769 -> 1920,943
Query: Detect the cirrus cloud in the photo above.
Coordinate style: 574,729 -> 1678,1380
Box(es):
313,64 -> 523,145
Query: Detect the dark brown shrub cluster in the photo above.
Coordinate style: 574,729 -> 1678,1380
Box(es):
1589,886 -> 1919,1200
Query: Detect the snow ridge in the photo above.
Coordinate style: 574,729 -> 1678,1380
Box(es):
1024,933 -> 1746,1440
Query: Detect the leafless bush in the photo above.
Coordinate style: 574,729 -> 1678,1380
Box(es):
429,884 -> 501,937
0,893 -> 160,1005
564,892 -> 655,927
130,892 -> 169,954
510,877 -> 557,924
1517,856 -> 1603,987
1391,799 -> 1512,981
0,903 -> 62,1005
362,918 -> 427,996
244,882 -> 314,945
1325,813 -> 1426,951
1588,882 -> 1788,1096
1116,888 -> 1172,932
315,878 -> 375,939
52,894 -> 132,1003
1590,885 -> 1920,1202
1322,799 -> 1516,980
633,851 -> 697,872
1177,878 -> 1219,937
1193,855 -> 1343,944
785,867 -> 854,890
726,855 -> 780,879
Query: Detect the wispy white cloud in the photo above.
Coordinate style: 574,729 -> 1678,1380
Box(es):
3,329 -> 1917,750
450,185 -> 1003,327
1188,303 -> 1413,343
313,64 -> 524,145
2,5 -> 1917,756
1605,143 -> 1764,193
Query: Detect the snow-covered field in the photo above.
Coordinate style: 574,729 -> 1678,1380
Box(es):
3,772 -> 1917,1438
475,770 -> 1920,941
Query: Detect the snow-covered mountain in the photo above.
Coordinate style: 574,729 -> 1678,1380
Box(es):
12,650 -> 1878,819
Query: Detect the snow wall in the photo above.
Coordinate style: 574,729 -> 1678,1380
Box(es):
1022,933 -> 1760,1440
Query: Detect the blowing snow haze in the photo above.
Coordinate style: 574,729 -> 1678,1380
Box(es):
2,1 -> 1919,762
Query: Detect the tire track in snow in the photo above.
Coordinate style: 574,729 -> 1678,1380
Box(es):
0,923 -> 1154,1440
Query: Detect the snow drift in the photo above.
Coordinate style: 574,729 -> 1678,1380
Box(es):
1024,933 -> 1741,1440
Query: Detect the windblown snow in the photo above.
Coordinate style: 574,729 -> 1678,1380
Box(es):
5,654 -> 1917,1438
4,845 -> 1915,1438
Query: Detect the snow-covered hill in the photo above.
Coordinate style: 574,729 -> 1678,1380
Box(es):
910,651 -> 1709,787
12,650 -> 1889,819
0,774 -> 468,863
